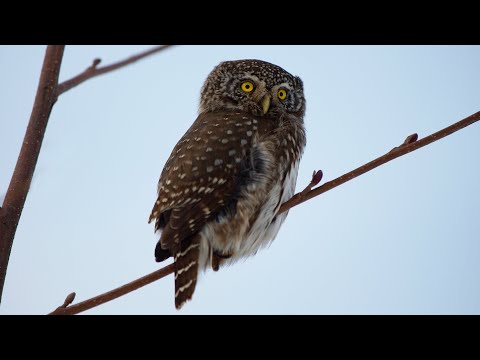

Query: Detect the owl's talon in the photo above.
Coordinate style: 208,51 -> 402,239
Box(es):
212,254 -> 220,271
212,251 -> 233,271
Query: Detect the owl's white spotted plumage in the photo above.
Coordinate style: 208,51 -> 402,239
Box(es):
149,59 -> 306,309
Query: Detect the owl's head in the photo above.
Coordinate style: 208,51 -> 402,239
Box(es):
199,59 -> 305,120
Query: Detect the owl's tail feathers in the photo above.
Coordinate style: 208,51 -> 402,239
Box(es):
173,234 -> 201,310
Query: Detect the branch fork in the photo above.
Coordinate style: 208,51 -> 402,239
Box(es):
0,45 -> 172,305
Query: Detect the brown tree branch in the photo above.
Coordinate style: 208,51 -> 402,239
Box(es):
49,110 -> 480,315
49,264 -> 175,315
0,45 -> 174,305
56,45 -> 172,96
0,46 -> 65,303
278,111 -> 480,214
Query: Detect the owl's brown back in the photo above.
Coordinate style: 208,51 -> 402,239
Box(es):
150,111 -> 278,250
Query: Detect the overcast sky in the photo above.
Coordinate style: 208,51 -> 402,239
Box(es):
1,45 -> 479,314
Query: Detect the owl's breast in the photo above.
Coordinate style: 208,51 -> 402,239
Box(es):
239,156 -> 301,254
199,155 -> 301,269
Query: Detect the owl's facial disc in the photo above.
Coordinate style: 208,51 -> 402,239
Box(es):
199,59 -> 305,119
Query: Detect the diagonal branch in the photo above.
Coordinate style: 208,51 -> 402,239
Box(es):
49,110 -> 480,315
278,111 -> 480,214
56,45 -> 172,96
49,264 -> 175,315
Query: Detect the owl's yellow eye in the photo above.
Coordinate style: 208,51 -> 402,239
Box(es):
241,81 -> 255,93
277,89 -> 288,100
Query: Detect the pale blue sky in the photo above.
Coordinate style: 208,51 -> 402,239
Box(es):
0,45 -> 479,314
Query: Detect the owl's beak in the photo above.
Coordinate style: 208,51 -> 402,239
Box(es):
260,95 -> 271,114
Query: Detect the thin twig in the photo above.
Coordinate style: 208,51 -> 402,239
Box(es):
56,45 -> 172,96
49,264 -> 175,315
0,46 -> 65,303
278,111 -> 480,214
49,111 -> 480,315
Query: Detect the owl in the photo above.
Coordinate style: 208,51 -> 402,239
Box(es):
149,59 -> 306,309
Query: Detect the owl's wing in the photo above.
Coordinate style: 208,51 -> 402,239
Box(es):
149,111 -> 275,256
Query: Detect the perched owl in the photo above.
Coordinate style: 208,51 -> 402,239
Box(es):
149,59 -> 306,309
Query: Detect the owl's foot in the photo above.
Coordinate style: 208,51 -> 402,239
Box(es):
212,251 -> 232,272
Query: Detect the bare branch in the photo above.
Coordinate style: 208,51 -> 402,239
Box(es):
1,45 -> 174,304
48,111 -> 480,315
278,111 -> 480,214
49,264 -> 175,315
0,46 -> 65,303
56,45 -> 172,96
